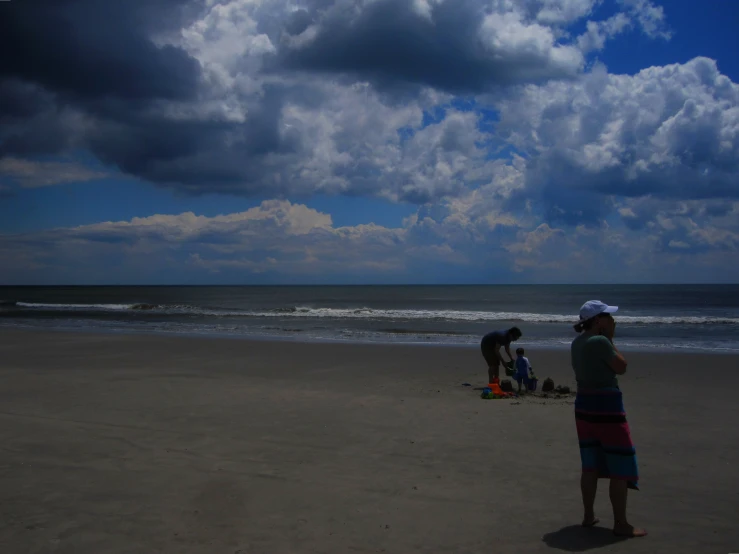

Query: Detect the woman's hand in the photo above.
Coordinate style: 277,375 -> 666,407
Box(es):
601,316 -> 616,342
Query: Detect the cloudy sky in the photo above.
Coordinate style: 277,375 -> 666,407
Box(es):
1,0 -> 737,284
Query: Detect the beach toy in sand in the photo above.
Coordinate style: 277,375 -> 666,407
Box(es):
527,370 -> 538,391
485,382 -> 513,397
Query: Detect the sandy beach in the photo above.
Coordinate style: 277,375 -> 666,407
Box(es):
0,329 -> 737,554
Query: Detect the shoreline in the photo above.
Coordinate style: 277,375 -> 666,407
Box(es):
3,323 -> 738,355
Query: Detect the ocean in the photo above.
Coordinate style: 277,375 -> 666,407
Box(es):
1,285 -> 738,352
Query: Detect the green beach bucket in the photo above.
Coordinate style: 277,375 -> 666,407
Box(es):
504,360 -> 515,377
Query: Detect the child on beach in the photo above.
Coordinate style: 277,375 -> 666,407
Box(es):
514,347 -> 532,394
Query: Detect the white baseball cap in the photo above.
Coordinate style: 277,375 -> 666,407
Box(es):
579,300 -> 618,322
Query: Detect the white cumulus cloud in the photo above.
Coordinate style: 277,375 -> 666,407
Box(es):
494,57 -> 739,225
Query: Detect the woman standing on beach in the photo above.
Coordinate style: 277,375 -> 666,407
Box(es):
570,300 -> 647,538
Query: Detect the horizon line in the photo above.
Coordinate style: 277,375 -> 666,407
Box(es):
1,283 -> 737,287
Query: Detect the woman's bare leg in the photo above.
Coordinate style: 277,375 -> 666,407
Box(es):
581,472 -> 599,526
488,360 -> 500,382
609,479 -> 647,537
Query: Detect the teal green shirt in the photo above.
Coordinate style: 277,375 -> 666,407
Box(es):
570,334 -> 619,389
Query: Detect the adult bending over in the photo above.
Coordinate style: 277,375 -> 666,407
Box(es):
571,300 -> 646,538
480,327 -> 522,382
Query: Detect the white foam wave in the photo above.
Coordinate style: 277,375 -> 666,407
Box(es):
9,303 -> 739,325
252,307 -> 739,325
16,302 -> 134,311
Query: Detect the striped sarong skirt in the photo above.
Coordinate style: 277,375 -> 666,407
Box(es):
575,387 -> 639,490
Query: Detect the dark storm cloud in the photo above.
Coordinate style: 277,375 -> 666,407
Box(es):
0,80 -> 52,122
0,0 -> 212,162
275,0 -> 581,94
0,0 -> 304,195
0,79 -> 107,160
0,0 -> 201,102
0,80 -> 70,155
83,85 -> 305,195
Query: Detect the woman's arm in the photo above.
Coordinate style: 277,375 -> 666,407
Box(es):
603,322 -> 628,375
504,344 -> 514,363
607,341 -> 628,375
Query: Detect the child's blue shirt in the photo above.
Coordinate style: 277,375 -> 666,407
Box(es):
515,356 -> 531,378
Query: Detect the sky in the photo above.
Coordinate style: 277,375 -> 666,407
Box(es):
1,0 -> 738,285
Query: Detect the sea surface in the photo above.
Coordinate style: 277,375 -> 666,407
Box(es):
1,285 -> 738,352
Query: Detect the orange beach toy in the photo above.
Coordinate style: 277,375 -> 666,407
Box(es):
485,377 -> 516,398
486,382 -> 507,395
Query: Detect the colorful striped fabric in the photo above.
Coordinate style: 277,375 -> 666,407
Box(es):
575,387 -> 639,490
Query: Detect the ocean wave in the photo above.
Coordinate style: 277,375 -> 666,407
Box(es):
253,307 -> 739,325
376,328 -> 470,336
4,302 -> 738,325
15,301 -> 137,311
12,302 -> 201,312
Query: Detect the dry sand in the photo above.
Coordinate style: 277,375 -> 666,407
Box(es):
0,329 -> 737,553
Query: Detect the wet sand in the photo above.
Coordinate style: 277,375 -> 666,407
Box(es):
0,329 -> 737,553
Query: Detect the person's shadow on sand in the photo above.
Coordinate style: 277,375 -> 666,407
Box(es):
542,525 -> 627,552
